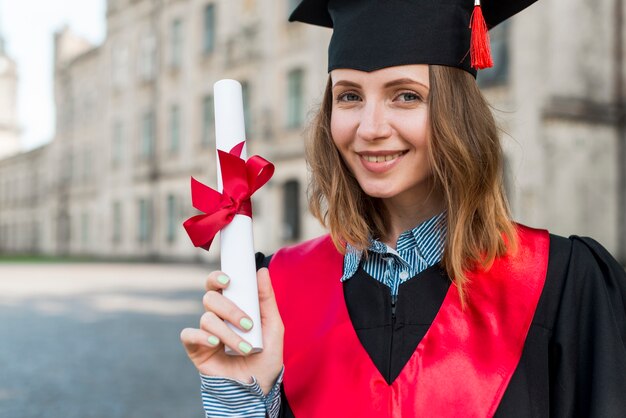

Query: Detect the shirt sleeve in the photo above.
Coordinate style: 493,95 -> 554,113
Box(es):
199,367 -> 284,418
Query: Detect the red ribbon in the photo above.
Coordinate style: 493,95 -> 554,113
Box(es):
183,142 -> 274,251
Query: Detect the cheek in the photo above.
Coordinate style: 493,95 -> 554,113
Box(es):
397,112 -> 431,147
330,114 -> 342,146
330,114 -> 357,174
330,112 -> 355,150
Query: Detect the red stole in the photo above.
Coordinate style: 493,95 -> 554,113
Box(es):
268,225 -> 549,418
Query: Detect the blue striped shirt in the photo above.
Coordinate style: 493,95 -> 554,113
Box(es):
200,367 -> 284,417
200,212 -> 447,417
342,212 -> 447,303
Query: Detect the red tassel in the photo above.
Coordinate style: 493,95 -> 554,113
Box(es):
469,0 -> 493,69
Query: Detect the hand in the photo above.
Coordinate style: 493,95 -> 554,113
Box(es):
180,268 -> 284,395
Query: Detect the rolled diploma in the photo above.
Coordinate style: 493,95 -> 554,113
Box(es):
214,79 -> 263,354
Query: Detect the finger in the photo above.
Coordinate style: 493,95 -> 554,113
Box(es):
205,271 -> 231,292
199,311 -> 254,355
180,327 -> 221,355
257,268 -> 284,332
203,290 -> 254,332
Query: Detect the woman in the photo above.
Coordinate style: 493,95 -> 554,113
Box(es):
181,0 -> 626,416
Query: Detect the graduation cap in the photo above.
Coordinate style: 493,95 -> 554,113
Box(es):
289,0 -> 538,76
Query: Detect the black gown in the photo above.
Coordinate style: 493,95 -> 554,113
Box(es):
257,234 -> 626,417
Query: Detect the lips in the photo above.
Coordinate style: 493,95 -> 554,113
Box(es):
361,152 -> 405,163
357,150 -> 408,173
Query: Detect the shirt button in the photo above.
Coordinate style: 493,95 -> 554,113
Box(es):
399,271 -> 409,280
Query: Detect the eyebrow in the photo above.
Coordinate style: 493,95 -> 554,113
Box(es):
332,78 -> 429,90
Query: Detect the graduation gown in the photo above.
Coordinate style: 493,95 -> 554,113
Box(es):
257,231 -> 626,417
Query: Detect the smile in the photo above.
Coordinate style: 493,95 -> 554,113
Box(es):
356,151 -> 408,174
357,150 -> 408,164
360,151 -> 407,163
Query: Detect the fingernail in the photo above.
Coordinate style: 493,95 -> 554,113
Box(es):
217,275 -> 230,285
239,318 -> 253,331
207,336 -> 220,346
238,341 -> 252,354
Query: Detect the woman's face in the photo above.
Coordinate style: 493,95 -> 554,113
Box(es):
330,64 -> 434,207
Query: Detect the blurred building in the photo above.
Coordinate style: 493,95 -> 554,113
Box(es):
1,0 -> 330,261
0,19 -> 20,160
478,1 -> 625,262
0,0 -> 624,263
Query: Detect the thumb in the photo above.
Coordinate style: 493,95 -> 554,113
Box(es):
257,268 -> 282,330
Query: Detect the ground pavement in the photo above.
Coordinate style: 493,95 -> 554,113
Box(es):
0,262 -> 216,418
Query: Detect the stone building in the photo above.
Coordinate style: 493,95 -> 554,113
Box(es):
0,19 -> 20,160
1,0 -> 330,261
0,0 -> 624,263
97,0 -> 329,261
479,1 -> 625,261
0,146 -> 46,253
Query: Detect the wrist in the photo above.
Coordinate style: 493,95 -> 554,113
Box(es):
260,365 -> 285,396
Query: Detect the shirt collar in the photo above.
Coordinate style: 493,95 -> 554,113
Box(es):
340,212 -> 447,282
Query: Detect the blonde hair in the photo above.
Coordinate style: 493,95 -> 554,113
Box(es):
306,65 -> 517,300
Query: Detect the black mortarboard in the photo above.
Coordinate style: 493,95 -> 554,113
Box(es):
289,0 -> 538,76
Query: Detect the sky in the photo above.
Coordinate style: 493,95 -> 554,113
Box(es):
1,0 -> 106,151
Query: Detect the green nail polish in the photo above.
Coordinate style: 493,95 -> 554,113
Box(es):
217,275 -> 230,285
240,318 -> 253,331
208,336 -> 219,346
239,341 -> 252,354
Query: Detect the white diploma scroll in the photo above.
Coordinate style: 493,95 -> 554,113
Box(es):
214,79 -> 263,354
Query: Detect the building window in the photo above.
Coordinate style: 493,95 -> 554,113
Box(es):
477,21 -> 510,88
201,95 -> 215,148
139,33 -> 157,81
83,149 -> 92,181
112,121 -> 123,166
141,110 -> 155,158
287,68 -> 304,128
170,18 -> 183,69
203,4 -> 216,54
241,81 -> 251,138
138,198 -> 153,243
169,104 -> 181,153
282,179 -> 300,241
112,201 -> 122,244
66,152 -> 75,182
166,194 -> 177,243
59,155 -> 68,183
32,222 -> 41,252
111,44 -> 129,88
81,212 -> 89,247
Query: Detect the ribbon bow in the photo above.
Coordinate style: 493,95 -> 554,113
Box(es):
183,142 -> 274,251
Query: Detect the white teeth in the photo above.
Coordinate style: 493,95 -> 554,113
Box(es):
363,153 -> 402,163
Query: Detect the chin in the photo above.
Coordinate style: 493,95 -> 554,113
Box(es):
359,186 -> 397,199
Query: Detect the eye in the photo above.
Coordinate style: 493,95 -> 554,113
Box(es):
336,91 -> 361,102
395,91 -> 422,102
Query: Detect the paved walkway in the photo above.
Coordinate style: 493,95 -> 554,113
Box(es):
0,262 -> 213,418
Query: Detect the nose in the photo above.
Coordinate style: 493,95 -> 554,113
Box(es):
356,101 -> 392,141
